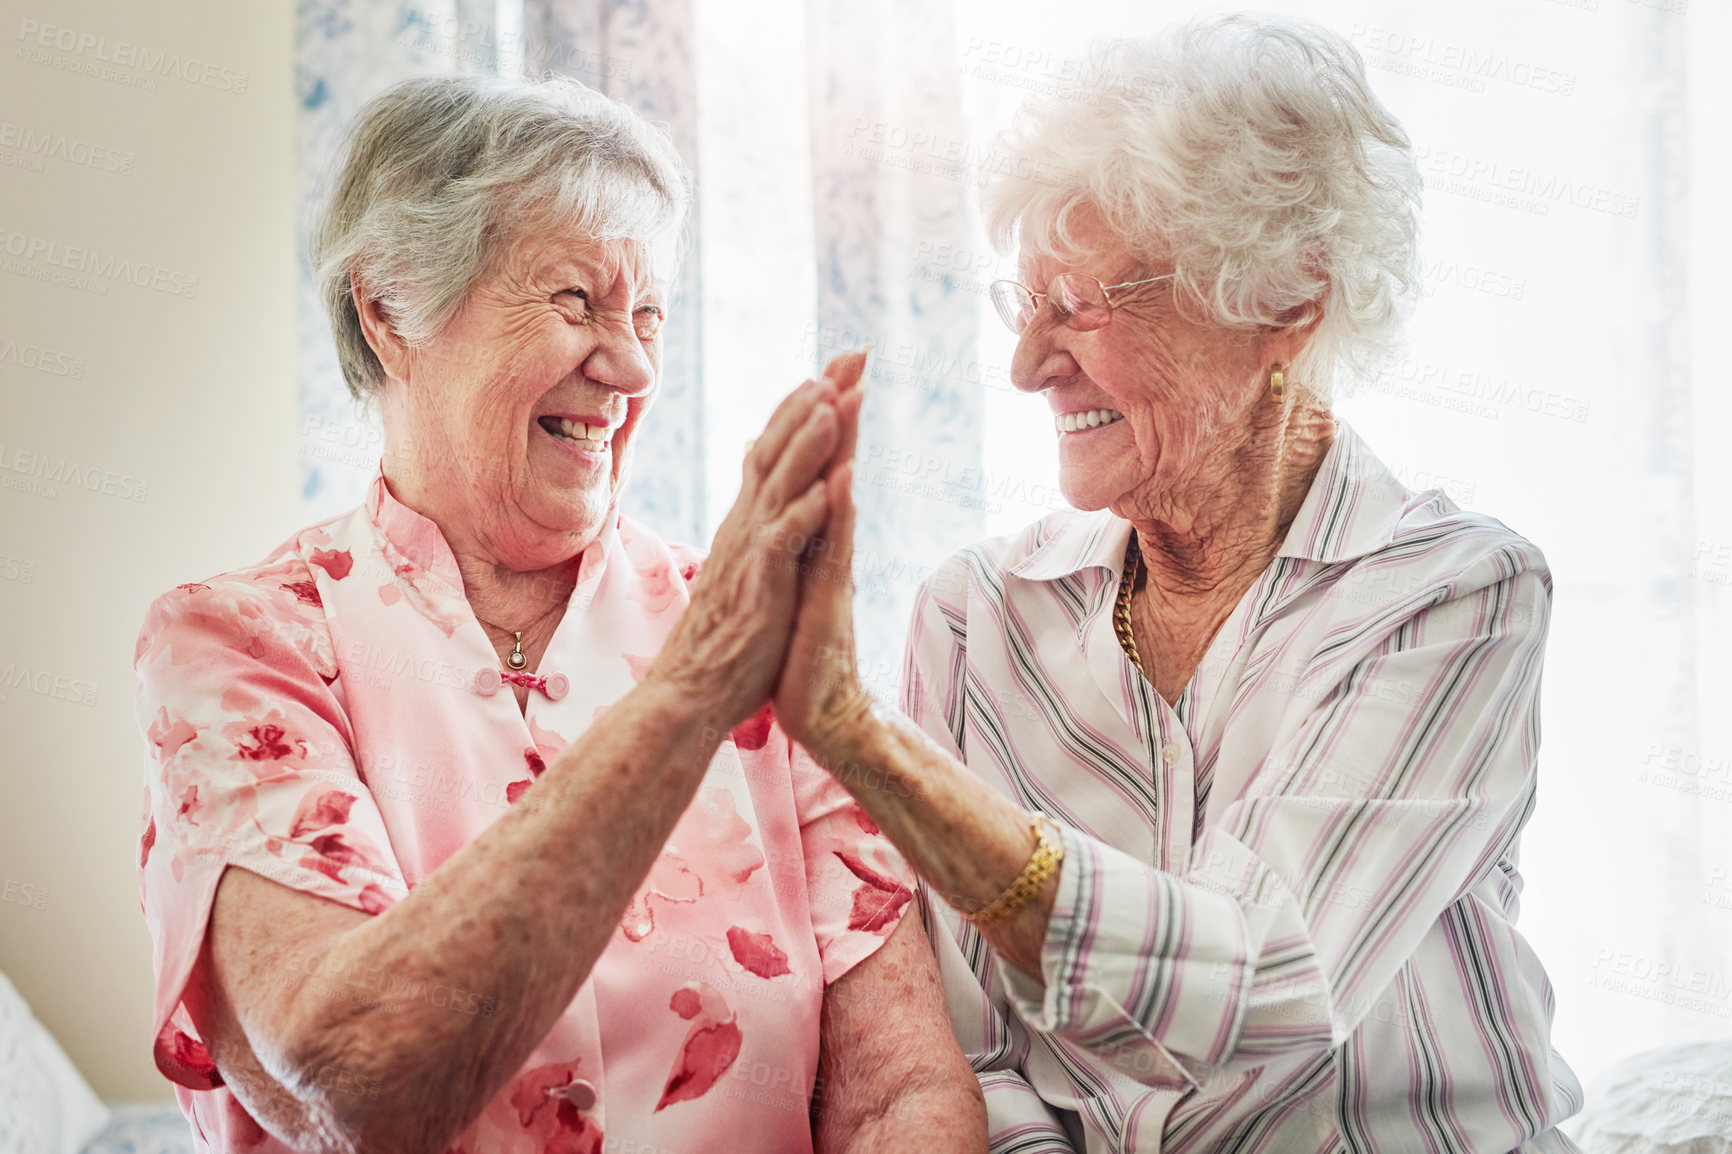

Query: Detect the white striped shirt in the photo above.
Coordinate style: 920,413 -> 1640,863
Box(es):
904,422 -> 1584,1153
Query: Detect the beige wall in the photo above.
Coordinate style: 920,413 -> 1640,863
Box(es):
0,0 -> 296,1099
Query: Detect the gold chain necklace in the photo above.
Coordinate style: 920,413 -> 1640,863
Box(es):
1113,532 -> 1147,679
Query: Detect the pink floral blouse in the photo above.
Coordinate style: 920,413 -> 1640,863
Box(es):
133,472 -> 915,1153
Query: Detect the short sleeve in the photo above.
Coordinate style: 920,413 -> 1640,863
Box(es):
133,566 -> 409,1088
786,739 -> 916,986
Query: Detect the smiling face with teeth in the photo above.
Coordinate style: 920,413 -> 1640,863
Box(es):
1008,208 -> 1318,524
371,224 -> 666,572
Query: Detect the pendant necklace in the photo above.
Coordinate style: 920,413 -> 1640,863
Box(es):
474,600 -> 565,670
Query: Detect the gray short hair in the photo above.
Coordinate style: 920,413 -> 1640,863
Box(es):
312,75 -> 692,401
982,14 -> 1421,396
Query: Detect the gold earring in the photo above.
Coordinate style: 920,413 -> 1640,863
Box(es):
1269,363 -> 1285,403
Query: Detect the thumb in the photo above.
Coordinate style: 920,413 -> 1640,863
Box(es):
823,460 -> 856,585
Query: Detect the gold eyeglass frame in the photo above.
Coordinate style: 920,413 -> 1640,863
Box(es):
989,272 -> 1177,335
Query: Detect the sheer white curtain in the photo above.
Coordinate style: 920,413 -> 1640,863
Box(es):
295,0 -> 1732,1099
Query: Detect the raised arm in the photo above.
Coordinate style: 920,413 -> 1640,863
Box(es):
770,376 -> 1068,984
167,376 -> 845,1153
774,403 -> 1553,1092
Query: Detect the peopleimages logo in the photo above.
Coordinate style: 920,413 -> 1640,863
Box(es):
0,121 -> 134,175
0,335 -> 84,379
0,442 -> 149,502
0,227 -> 199,298
0,664 -> 99,707
1347,25 -> 1577,96
14,19 -> 250,93
1414,146 -> 1640,220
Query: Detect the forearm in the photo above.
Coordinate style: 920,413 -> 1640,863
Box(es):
821,715 -> 1263,1086
818,703 -> 1057,978
277,674 -> 727,1145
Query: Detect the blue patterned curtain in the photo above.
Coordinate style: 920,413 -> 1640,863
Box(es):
296,0 -> 483,523
802,0 -> 984,685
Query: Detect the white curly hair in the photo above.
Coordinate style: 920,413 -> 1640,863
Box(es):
982,13 -> 1422,396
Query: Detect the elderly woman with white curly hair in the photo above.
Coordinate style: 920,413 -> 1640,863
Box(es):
131,76 -> 984,1152
771,14 -> 1585,1152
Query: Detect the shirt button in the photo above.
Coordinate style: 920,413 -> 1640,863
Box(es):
1161,741 -> 1183,766
544,672 -> 570,701
474,668 -> 501,696
547,1077 -> 597,1111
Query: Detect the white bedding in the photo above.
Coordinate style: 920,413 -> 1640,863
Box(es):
1575,1043 -> 1732,1154
79,1104 -> 193,1154
0,971 -> 111,1154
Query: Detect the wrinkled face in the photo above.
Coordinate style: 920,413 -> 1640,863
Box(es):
1008,211 -> 1269,517
383,224 -> 664,569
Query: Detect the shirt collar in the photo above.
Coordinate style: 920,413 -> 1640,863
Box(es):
1007,507 -> 1132,583
366,469 -> 465,591
362,469 -> 623,594
1271,420 -> 1408,563
1006,420 -> 1409,582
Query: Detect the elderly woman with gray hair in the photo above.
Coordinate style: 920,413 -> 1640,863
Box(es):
771,14 -> 1585,1153
132,77 -> 983,1151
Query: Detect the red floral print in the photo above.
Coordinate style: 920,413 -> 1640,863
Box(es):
133,472 -> 913,1152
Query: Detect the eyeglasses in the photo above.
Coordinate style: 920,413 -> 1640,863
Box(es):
988,273 -> 1176,336
632,305 -> 665,341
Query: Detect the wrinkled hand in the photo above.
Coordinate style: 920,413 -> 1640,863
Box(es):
773,351 -> 877,758
649,375 -> 842,731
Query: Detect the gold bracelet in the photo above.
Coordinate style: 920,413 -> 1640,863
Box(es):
965,814 -> 1065,930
